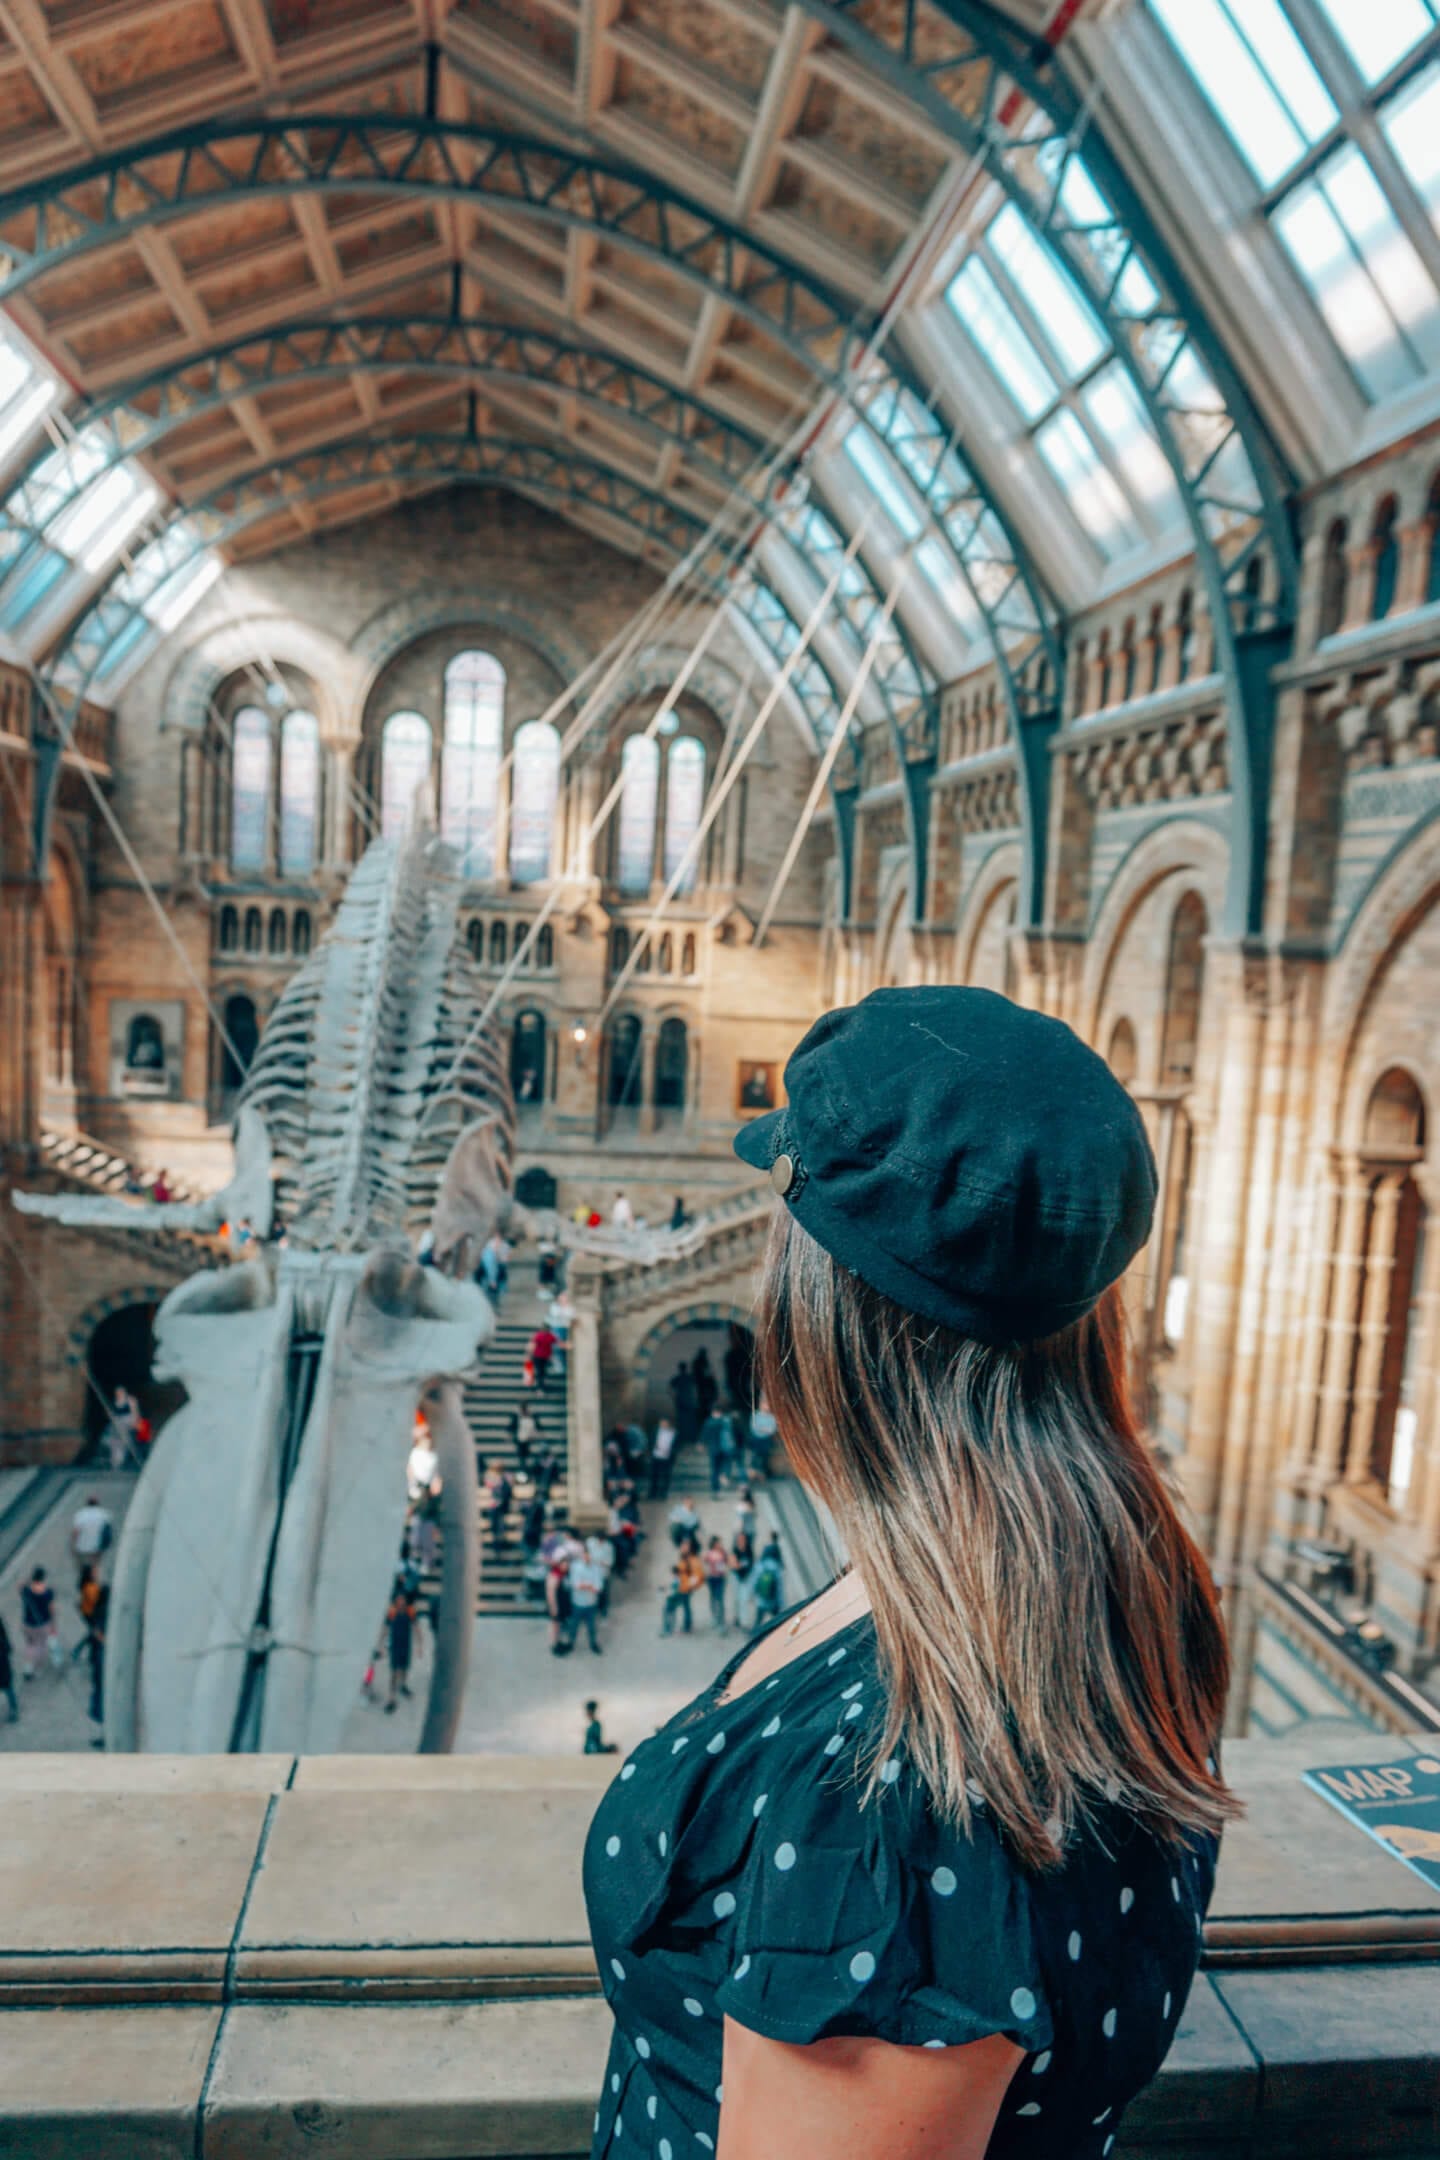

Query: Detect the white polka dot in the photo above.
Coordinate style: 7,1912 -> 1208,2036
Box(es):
841,1681 -> 863,1699
879,1758 -> 901,1785
714,2085 -> 724,2104
752,1791 -> 768,1817
823,1734 -> 844,1756
931,1866 -> 958,1897
610,1959 -> 626,1982
605,1835 -> 621,1858
647,2097 -> 658,2121
660,2143 -> 673,2160
1044,1813 -> 1063,1849
774,1841 -> 797,1871
1010,1987 -> 1037,2022
765,1676 -> 782,1689
620,1763 -> 636,1780
1119,1885 -> 1134,1914
845,1701 -> 863,1720
761,1715 -> 781,1739
1206,1755 -> 1217,1775
1103,1776 -> 1121,1803
1171,1875 -> 1181,1902
849,1951 -> 876,1984
635,2036 -> 651,2059
672,1737 -> 689,1755
595,2112 -> 601,2135
684,1997 -> 704,2018
1067,1931 -> 1082,1961
706,1732 -> 726,1756
1102,2007 -> 1117,2039
696,2139 -> 714,2153
616,2117 -> 623,2137
1163,1990 -> 1172,2020
713,1891 -> 737,1920
1104,2140 -> 1116,2156
658,1831 -> 668,1857
1093,2108 -> 1111,2125
923,2038 -> 946,2049
611,2073 -> 621,2093
734,1954 -> 751,1980
965,1778 -> 986,1807
1017,2103 -> 1041,2117
827,1647 -> 847,1666
1032,2052 -> 1051,2075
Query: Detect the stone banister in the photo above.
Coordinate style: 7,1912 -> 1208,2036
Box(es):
2,1736 -> 1438,2156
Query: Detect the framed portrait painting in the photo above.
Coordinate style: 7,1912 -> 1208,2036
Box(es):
736,1060 -> 779,1114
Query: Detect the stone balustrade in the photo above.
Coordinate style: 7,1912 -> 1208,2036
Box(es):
1,1735 -> 1437,2157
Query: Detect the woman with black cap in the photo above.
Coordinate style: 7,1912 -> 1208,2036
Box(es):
583,986 -> 1236,2160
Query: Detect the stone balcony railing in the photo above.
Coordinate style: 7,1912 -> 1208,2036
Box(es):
2,1733 -> 1438,2158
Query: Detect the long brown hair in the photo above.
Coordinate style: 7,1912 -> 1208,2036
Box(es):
757,1209 -> 1238,1871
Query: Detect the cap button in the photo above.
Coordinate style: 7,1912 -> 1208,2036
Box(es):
770,1153 -> 796,1197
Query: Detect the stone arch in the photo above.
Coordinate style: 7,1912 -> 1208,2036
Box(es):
582,645 -> 762,763
1324,828 -> 1440,1138
1081,818 -> 1229,1044
64,1282 -> 178,1371
631,1299 -> 759,1388
165,614 -> 356,741
955,840 -> 1021,990
350,593 -> 587,725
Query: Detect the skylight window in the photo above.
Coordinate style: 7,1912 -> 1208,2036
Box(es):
986,204 -> 1106,381
946,258 -> 1054,420
51,465 -> 158,572
0,328 -> 57,465
842,426 -> 923,542
1151,0 -> 1440,408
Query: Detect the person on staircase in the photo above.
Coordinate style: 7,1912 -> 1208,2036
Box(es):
530,1323 -> 558,1392
702,1534 -> 730,1634
486,1464 -> 513,1554
511,1403 -> 540,1480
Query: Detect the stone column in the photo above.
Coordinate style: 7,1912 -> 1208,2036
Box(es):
1406,1169 -> 1440,1539
1393,518 -> 1434,614
1344,1173 -> 1402,1485
566,1284 -> 607,1532
327,744 -> 357,867
1273,1152 -> 1342,1553
1310,1159 -> 1373,1488
639,1022 -> 659,1137
1342,541 -> 1379,633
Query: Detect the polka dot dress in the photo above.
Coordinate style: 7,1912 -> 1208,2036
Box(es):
583,1608 -> 1217,2158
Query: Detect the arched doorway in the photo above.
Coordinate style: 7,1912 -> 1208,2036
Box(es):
655,1016 -> 687,1119
606,1014 -> 643,1119
84,1303 -> 187,1456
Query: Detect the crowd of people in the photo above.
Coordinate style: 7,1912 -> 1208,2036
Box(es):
1,1492 -> 114,1740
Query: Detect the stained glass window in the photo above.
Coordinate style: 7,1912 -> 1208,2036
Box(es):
441,650 -> 504,878
662,737 -> 706,892
381,710 -> 433,840
279,709 -> 320,875
508,718 -> 561,885
616,734 -> 659,895
231,706 -> 271,872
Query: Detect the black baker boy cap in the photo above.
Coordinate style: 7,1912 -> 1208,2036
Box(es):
734,985 -> 1157,1347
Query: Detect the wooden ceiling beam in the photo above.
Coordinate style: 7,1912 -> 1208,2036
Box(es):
733,2 -> 817,222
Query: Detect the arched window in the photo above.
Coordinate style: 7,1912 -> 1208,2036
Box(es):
616,735 -> 659,895
1120,619 -> 1136,703
1147,603 -> 1165,693
1320,518 -> 1349,638
610,925 -> 631,974
510,1008 -> 547,1108
1160,893 -> 1207,1087
682,932 -> 696,976
658,932 -> 673,974
1107,1017 -> 1138,1088
536,922 -> 554,969
509,719 -> 561,885
655,1017 -> 687,1114
279,709 -> 320,875
489,919 -> 507,967
637,936 -> 653,974
441,650 -> 504,878
663,736 -> 706,892
1071,637 -> 1089,716
607,1014 -> 643,1109
1371,496 -> 1400,621
381,711 -> 432,839
267,907 -> 287,956
231,706 -> 271,872
292,910 -> 312,957
467,918 -> 484,962
243,906 -> 263,954
1175,588 -> 1195,683
125,1013 -> 164,1077
1094,629 -> 1111,710
220,992 -> 258,1102
218,905 -> 239,953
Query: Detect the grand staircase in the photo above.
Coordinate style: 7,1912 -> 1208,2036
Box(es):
461,1292 -> 570,1618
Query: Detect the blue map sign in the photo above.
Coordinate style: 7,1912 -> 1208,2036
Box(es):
1304,1752 -> 1440,1895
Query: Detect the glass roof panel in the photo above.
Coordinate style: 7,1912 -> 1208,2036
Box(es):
987,203 -> 1106,380
1316,0 -> 1437,85
1036,409 -> 1143,558
1151,0 -> 1336,187
945,257 -> 1055,419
